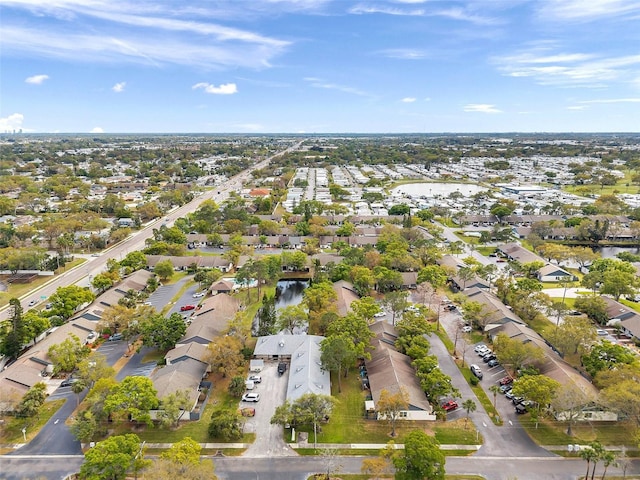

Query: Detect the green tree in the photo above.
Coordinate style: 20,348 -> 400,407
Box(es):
46,285 -> 95,321
270,393 -> 335,448
462,399 -> 476,428
206,335 -> 245,378
157,390 -> 192,429
582,341 -> 635,378
275,304 -> 308,335
120,251 -> 148,271
350,296 -> 382,324
79,433 -> 148,480
48,333 -> 90,374
573,296 -> 609,324
492,333 -> 545,373
140,312 -> 187,350
228,376 -> 246,398
326,313 -> 374,360
153,260 -> 174,281
16,382 -> 47,417
393,430 -> 445,480
104,376 -> 159,426
417,265 -> 448,288
377,387 -> 409,437
91,273 -> 114,293
320,335 -> 357,393
382,290 -> 409,326
544,315 -> 596,356
510,375 -> 560,420
0,298 -> 25,359
208,410 -> 242,441
145,437 -> 218,479
489,385 -> 501,410
70,410 -> 101,443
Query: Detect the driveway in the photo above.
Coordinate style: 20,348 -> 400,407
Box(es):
242,361 -> 296,458
430,308 -> 553,457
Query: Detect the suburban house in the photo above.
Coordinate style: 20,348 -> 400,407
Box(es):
600,296 -> 640,342
537,264 -> 576,282
332,280 -> 359,316
438,255 -> 490,292
146,255 -> 233,273
498,242 -> 575,282
176,293 -> 240,346
210,279 -> 235,294
252,335 -> 330,402
465,287 -> 524,331
365,322 -> 436,421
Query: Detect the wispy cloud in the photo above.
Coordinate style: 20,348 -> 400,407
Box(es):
193,82 -> 238,94
112,81 -> 126,93
1,1 -> 290,69
463,104 -> 502,113
376,48 -> 429,60
304,77 -> 370,97
536,0 -> 640,22
401,97 -> 416,103
349,2 -> 499,25
0,113 -> 25,131
567,105 -> 587,110
494,44 -> 640,88
579,98 -> 640,103
25,74 -> 49,84
90,127 -> 104,133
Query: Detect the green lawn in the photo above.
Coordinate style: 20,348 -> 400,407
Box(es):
520,417 -> 640,447
292,374 -> 478,446
0,399 -> 66,443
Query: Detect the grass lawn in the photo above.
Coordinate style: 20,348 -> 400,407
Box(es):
141,349 -> 165,364
292,374 -> 478,446
0,258 -> 87,309
0,399 -> 66,443
454,362 -> 502,426
520,417 -> 638,447
476,247 -> 497,256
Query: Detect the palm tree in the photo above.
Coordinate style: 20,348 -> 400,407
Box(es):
462,399 -> 476,429
600,450 -> 617,480
580,444 -> 598,480
489,385 -> 501,410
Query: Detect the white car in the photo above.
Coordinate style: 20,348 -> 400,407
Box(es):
242,393 -> 260,402
192,292 -> 206,298
461,325 -> 472,333
373,311 -> 387,318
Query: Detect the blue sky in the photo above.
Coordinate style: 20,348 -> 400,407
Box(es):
1,0 -> 640,133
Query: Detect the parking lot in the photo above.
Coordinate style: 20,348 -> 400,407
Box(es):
241,361 -> 296,458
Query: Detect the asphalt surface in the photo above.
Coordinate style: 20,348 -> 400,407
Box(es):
4,454 -> 640,480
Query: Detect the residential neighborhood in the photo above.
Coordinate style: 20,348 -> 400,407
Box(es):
1,134 -> 640,480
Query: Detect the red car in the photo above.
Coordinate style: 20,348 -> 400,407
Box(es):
180,305 -> 196,312
441,400 -> 458,412
499,376 -> 513,386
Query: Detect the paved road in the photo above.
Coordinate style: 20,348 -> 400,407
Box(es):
3,454 -> 640,480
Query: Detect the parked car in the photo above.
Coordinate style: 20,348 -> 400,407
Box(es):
192,292 -> 206,298
444,304 -> 457,311
373,311 -> 387,318
512,396 -> 524,405
461,325 -> 472,333
487,359 -> 500,368
505,390 -> 516,400
60,378 -> 79,388
239,407 -> 256,417
278,362 -> 287,376
498,376 -> 513,385
482,353 -> 496,363
108,333 -> 123,341
470,364 -> 483,380
477,347 -> 490,356
248,375 -> 262,384
441,400 -> 458,412
180,304 -> 196,312
474,344 -> 487,353
515,403 -> 528,414
500,384 -> 513,394
242,393 -> 261,402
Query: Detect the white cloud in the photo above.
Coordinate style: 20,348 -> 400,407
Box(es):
112,81 -> 126,93
494,45 -> 640,88
304,77 -> 370,97
349,2 -> 499,25
537,0 -> 640,22
25,74 -> 49,84
401,97 -> 417,103
0,113 -> 25,131
90,127 -> 104,133
377,48 -> 429,60
567,105 -> 587,110
192,82 -> 238,95
463,104 -> 502,113
579,98 -> 640,104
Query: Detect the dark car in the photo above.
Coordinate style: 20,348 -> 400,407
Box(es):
515,403 -> 528,414
482,353 -> 496,363
278,362 -> 287,376
441,400 -> 458,412
487,359 -> 500,368
444,304 -> 457,311
470,364 -> 483,380
500,384 -> 512,394
60,378 -> 79,388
